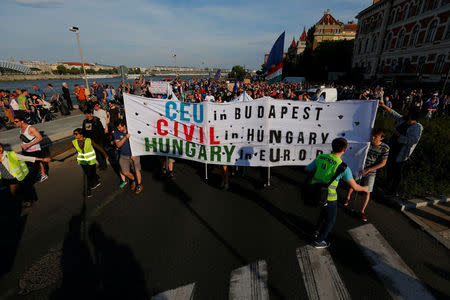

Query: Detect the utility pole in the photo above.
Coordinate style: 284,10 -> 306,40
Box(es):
69,26 -> 89,90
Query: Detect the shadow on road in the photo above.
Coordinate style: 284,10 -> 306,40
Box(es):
162,178 -> 287,300
0,190 -> 28,278
50,211 -> 150,300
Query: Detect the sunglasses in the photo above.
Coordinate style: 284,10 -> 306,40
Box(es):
14,120 -> 20,123
73,132 -> 80,136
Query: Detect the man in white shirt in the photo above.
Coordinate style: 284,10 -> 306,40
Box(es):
93,102 -> 109,133
205,91 -> 215,102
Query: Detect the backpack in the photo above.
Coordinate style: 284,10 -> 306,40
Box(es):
303,162 -> 347,206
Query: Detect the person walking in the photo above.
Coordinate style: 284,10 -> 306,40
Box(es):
378,101 -> 423,196
344,128 -> 389,222
306,138 -> 368,248
0,142 -> 50,207
14,114 -> 48,182
82,109 -> 108,170
113,121 -> 143,194
49,128 -> 108,197
61,82 -> 74,110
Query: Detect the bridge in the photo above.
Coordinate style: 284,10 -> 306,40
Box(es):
0,60 -> 32,74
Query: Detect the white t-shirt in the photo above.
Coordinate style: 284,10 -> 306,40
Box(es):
205,95 -> 215,102
93,109 -> 108,129
10,99 -> 19,110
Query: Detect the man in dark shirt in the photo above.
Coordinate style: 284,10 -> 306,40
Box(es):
82,109 -> 107,170
108,102 -> 120,132
92,81 -> 105,102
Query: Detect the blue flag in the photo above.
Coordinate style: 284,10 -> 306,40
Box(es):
214,69 -> 221,80
232,79 -> 237,94
265,32 -> 285,84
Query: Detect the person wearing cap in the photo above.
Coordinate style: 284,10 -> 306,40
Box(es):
425,93 -> 439,119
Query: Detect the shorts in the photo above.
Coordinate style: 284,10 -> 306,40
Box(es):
160,157 -> 175,164
2,178 -> 19,185
22,150 -> 43,158
119,155 -> 141,173
360,175 -> 376,193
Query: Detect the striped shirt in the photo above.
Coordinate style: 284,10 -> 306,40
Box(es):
364,142 -> 389,176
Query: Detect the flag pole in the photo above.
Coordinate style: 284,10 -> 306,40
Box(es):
204,99 -> 209,181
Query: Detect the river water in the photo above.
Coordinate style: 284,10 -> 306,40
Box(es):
0,75 -> 207,104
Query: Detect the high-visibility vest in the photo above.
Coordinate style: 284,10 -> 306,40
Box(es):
311,154 -> 343,201
0,151 -> 29,181
72,138 -> 97,165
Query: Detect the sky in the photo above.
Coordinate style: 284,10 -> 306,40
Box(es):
0,0 -> 371,69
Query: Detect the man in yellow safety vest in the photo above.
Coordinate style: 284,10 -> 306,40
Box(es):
49,128 -> 108,197
0,142 -> 50,207
306,138 -> 368,249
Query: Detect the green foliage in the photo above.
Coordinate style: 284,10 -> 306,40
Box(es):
128,68 -> 141,74
56,65 -> 68,75
228,65 -> 246,80
374,114 -> 450,198
284,39 -> 354,80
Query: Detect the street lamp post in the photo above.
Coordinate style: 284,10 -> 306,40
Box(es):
69,26 -> 89,93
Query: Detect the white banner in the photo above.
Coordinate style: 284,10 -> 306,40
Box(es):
149,81 -> 168,94
124,94 -> 378,175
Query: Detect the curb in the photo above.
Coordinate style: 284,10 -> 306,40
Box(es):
384,195 -> 450,212
403,209 -> 450,250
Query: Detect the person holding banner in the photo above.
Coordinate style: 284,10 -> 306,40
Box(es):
306,138 -> 369,249
113,121 -> 143,194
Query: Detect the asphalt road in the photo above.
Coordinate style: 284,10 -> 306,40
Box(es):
0,156 -> 449,299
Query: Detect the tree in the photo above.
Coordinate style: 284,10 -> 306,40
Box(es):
56,65 -> 68,75
228,65 -> 246,79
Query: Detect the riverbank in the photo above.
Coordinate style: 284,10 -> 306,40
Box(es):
0,74 -> 121,82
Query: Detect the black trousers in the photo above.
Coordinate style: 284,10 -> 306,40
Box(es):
386,160 -> 406,194
81,164 -> 99,191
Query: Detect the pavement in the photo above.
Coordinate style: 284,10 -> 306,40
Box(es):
0,157 -> 449,300
0,110 -> 84,152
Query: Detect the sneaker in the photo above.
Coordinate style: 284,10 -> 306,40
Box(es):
87,190 -> 93,198
135,184 -> 143,194
119,181 -> 128,188
130,180 -> 136,191
313,230 -> 319,238
313,241 -> 330,249
343,198 -> 350,206
40,174 -> 48,182
92,182 -> 102,190
361,212 -> 368,222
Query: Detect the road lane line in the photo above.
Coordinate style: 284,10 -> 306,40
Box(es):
296,245 -> 351,300
151,283 -> 196,300
229,260 -> 269,300
348,224 -> 435,300
90,189 -> 122,217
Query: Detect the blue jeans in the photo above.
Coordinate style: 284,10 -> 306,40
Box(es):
316,201 -> 338,243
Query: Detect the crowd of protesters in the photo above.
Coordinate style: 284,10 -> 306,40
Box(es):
0,75 -> 446,231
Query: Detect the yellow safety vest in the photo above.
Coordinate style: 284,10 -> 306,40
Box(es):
311,154 -> 343,201
0,151 -> 29,181
72,138 -> 97,165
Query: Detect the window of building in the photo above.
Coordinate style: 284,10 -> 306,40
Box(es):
432,0 -> 439,9
421,0 -> 429,13
434,54 -> 446,73
445,19 -> 450,40
417,56 -> 426,73
384,32 -> 393,50
425,19 -> 438,42
391,59 -> 398,72
371,36 -> 378,52
409,25 -> 420,46
391,9 -> 397,24
404,4 -> 410,20
396,8 -> 402,22
396,29 -> 405,48
403,58 -> 411,72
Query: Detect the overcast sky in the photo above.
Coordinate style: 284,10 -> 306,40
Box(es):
1,0 -> 370,69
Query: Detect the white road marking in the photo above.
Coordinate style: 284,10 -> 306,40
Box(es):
229,260 -> 269,300
348,224 -> 435,300
151,283 -> 196,300
296,245 -> 351,300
